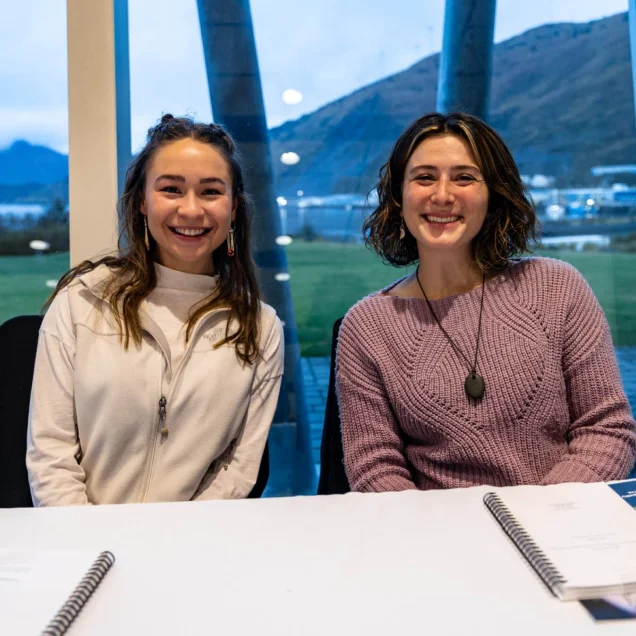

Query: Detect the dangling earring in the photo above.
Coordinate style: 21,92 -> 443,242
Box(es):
227,225 -> 235,257
399,218 -> 406,240
143,216 -> 150,251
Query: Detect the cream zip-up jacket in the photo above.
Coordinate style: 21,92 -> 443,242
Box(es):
26,265 -> 284,506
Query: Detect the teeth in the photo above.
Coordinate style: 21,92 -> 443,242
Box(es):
426,216 -> 460,223
173,228 -> 206,236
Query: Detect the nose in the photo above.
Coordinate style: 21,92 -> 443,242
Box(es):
431,176 -> 454,206
177,190 -> 204,220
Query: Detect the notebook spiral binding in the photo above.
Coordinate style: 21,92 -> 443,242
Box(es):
483,492 -> 566,595
42,551 -> 115,636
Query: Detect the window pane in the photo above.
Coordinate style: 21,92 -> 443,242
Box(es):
0,0 -> 69,324
252,0 -> 445,472
252,1 -> 636,476
493,3 -> 636,394
128,0 -> 211,152
496,2 -> 636,475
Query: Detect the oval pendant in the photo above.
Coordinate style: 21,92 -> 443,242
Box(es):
465,372 -> 485,399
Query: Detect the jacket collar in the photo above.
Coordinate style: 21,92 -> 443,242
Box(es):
76,263 -> 229,374
77,263 -> 119,301
76,264 -> 173,365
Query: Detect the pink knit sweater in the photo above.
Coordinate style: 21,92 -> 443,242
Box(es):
336,257 -> 636,492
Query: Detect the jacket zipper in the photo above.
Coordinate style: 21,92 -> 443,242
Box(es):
158,397 -> 168,436
139,310 -> 225,502
141,395 -> 167,502
161,311 -> 222,417
79,278 -> 213,502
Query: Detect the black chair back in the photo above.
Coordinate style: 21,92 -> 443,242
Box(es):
0,315 -> 42,507
248,441 -> 269,498
0,314 -> 268,506
317,318 -> 351,494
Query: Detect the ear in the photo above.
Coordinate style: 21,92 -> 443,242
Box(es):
231,196 -> 237,223
140,200 -> 147,216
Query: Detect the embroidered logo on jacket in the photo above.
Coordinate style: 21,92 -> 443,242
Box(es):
202,326 -> 226,345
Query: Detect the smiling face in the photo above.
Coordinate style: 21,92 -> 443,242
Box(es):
141,138 -> 235,275
401,133 -> 489,263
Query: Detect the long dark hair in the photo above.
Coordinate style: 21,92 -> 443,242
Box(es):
46,114 -> 261,364
363,112 -> 536,272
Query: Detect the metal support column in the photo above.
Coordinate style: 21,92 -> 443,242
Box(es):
196,0 -> 316,495
437,0 -> 497,120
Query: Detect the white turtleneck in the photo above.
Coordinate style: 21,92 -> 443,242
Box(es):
144,263 -> 219,373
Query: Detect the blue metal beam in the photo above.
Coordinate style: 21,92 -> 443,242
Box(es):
113,0 -> 131,200
196,0 -> 316,496
437,0 -> 497,120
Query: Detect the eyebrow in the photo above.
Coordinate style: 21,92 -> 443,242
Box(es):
409,164 -> 481,175
154,174 -> 227,187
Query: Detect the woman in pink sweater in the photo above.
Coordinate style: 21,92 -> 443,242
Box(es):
336,112 -> 636,492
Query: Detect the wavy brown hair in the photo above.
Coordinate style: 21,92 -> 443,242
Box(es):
46,114 -> 261,364
363,112 -> 536,271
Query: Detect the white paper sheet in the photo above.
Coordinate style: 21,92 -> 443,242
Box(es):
0,549 -> 108,635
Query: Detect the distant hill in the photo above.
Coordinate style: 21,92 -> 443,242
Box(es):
0,141 -> 68,185
269,12 -> 636,195
0,179 -> 68,204
3,12 -> 635,201
0,141 -> 68,203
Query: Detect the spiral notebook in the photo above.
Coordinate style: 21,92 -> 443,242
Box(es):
483,482 -> 636,601
0,549 -> 115,635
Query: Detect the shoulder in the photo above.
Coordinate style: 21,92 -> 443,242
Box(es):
257,301 -> 284,346
253,302 -> 284,370
77,263 -> 121,297
50,262 -> 121,307
501,257 -> 604,337
341,287 -> 397,334
505,256 -> 585,285
42,264 -> 121,336
40,284 -> 75,344
338,280 -> 409,355
495,256 -> 592,306
337,287 -> 407,380
257,301 -> 279,330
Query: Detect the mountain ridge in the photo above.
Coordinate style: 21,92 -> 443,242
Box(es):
2,12 -> 634,201
269,12 -> 636,195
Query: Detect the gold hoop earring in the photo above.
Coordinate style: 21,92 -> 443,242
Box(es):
144,216 -> 150,251
227,226 -> 235,257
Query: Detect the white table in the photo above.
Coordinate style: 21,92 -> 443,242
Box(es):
0,486 -> 632,635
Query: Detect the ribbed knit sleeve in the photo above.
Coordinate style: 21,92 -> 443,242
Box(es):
336,303 -> 417,492
541,264 -> 636,483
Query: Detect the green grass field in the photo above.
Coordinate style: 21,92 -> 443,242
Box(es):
286,243 -> 636,355
0,252 -> 70,325
2,245 -> 636,356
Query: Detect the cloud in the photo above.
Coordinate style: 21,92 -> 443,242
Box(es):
0,0 -> 630,151
0,108 -> 68,153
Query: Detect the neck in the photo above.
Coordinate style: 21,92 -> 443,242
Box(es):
155,256 -> 215,276
416,251 -> 483,300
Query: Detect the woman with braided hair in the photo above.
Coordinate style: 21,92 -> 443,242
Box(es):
27,114 -> 284,505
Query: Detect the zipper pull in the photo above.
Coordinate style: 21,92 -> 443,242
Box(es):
159,397 -> 168,436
